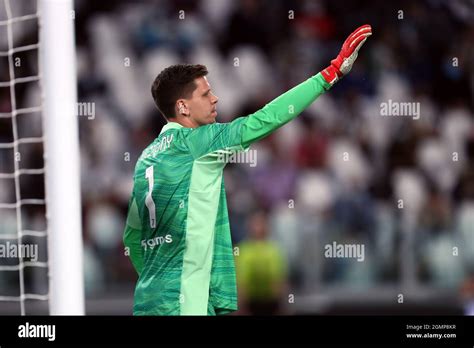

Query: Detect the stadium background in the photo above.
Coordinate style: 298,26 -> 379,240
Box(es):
0,0 -> 473,315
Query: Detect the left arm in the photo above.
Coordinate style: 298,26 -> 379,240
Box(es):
123,193 -> 144,275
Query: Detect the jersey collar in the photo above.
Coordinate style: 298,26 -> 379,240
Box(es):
159,122 -> 184,135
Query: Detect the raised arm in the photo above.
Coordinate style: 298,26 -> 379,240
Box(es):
241,24 -> 372,147
182,25 -> 372,158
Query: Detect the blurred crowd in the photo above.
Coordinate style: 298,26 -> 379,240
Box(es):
0,0 -> 473,313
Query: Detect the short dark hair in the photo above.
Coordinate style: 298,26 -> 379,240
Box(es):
151,64 -> 208,120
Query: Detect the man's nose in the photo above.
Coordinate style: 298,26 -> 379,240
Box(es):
212,93 -> 218,104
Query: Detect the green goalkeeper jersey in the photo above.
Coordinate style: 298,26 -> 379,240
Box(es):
123,72 -> 330,315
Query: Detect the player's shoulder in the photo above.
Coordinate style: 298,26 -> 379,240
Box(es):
185,122 -> 226,132
138,128 -> 193,161
181,122 -> 235,138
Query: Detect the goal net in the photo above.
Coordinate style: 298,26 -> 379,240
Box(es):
0,0 -> 84,315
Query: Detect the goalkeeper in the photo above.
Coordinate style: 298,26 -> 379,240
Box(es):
123,24 -> 372,315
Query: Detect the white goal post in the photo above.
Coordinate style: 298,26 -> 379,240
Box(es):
39,0 -> 84,315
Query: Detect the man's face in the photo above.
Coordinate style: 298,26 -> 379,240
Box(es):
183,76 -> 219,126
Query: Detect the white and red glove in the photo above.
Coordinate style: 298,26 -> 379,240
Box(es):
321,24 -> 372,85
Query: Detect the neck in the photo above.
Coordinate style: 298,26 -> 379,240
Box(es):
169,116 -> 199,128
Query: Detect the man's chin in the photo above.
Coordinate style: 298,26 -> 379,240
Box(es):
208,113 -> 217,124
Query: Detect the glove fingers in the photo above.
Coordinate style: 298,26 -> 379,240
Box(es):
348,24 -> 372,41
329,24 -> 372,79
353,37 -> 368,53
349,32 -> 371,50
345,24 -> 372,45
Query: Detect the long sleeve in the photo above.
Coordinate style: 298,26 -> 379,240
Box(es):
123,195 -> 144,275
241,72 -> 330,148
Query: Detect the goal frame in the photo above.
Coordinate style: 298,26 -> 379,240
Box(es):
39,0 -> 84,315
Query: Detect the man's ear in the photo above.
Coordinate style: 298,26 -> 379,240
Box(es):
176,100 -> 189,116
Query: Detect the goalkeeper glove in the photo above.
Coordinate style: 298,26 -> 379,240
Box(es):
321,24 -> 372,85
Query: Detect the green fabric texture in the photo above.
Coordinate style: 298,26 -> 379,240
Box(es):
124,119 -> 244,315
241,73 -> 330,147
123,196 -> 144,274
123,72 -> 329,315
